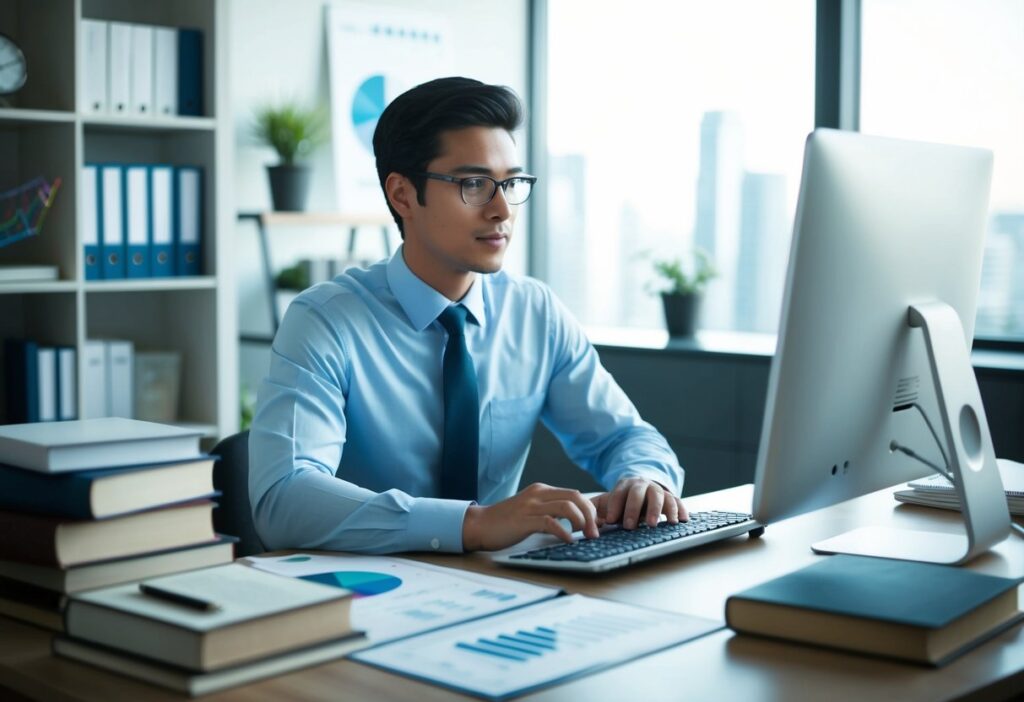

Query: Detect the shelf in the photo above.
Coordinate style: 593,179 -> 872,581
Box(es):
239,211 -> 394,228
84,277 -> 217,293
82,114 -> 217,133
0,281 -> 77,295
0,108 -> 76,126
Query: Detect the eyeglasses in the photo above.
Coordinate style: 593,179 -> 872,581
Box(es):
418,172 -> 538,206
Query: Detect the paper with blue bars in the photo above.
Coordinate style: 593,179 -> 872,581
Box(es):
352,594 -> 720,700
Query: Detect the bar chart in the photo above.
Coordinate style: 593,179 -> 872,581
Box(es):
352,594 -> 721,699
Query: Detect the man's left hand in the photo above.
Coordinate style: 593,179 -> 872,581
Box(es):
590,477 -> 688,530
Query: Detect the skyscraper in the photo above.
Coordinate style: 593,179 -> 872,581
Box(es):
736,172 -> 789,332
546,154 -> 588,321
694,111 -> 744,330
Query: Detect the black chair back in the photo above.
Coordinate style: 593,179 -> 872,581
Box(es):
211,430 -> 265,557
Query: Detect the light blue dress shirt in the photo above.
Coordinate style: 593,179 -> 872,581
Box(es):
249,246 -> 685,554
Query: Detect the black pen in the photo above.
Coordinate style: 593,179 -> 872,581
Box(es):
138,583 -> 221,612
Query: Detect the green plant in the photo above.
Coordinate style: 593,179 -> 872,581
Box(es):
253,101 -> 329,166
651,248 -> 717,296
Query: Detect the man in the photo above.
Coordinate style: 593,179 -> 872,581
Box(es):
249,77 -> 687,554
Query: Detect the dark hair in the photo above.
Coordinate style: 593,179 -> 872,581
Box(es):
372,77 -> 524,237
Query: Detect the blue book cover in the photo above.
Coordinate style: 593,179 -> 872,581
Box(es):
725,554 -> 1023,665
4,339 -> 40,423
0,456 -> 218,520
177,28 -> 203,116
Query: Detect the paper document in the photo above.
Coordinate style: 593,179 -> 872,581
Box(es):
247,553 -> 560,643
352,594 -> 721,700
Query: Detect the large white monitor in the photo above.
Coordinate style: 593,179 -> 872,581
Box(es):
752,128 -> 1010,565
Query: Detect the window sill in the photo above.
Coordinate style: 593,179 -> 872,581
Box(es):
586,326 -> 1024,373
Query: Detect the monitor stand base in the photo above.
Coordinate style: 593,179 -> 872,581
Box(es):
811,527 -> 969,564
810,302 -> 1010,566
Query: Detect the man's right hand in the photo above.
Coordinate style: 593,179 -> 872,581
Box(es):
461,482 -> 601,552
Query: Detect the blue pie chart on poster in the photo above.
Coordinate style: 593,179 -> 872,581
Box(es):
351,74 -> 388,153
300,571 -> 402,598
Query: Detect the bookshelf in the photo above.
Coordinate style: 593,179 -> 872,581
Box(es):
0,0 -> 236,441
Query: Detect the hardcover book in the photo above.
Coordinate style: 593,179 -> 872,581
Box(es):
725,555 -> 1023,666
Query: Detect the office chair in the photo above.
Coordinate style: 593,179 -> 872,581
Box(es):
211,430 -> 266,557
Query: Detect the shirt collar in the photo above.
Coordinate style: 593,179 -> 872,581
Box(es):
386,245 -> 487,332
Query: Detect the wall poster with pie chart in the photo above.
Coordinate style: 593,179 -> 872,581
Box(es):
326,3 -> 454,213
246,553 -> 560,643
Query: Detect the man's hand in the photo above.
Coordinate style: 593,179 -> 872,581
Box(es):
590,477 -> 688,530
462,483 -> 601,552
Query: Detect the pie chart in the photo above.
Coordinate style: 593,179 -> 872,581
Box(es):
300,570 -> 402,598
351,74 -> 388,153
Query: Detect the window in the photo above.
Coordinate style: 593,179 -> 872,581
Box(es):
541,0 -> 815,333
860,0 -> 1024,342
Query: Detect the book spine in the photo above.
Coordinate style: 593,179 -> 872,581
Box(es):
0,469 -> 94,519
0,511 -> 61,566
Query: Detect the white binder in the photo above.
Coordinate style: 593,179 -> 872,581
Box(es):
107,340 -> 134,419
108,22 -> 132,114
153,27 -> 178,116
58,347 -> 78,421
37,347 -> 58,423
81,20 -> 108,113
82,341 -> 108,419
129,24 -> 154,116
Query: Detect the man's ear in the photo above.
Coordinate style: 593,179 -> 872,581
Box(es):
385,173 -> 417,220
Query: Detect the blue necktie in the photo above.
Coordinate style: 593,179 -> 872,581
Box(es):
437,305 -> 479,501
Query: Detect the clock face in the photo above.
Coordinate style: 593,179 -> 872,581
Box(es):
0,33 -> 28,95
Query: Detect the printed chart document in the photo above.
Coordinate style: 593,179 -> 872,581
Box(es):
247,553 -> 561,643
352,594 -> 721,700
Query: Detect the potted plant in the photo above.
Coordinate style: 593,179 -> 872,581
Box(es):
253,101 -> 328,211
651,248 -> 717,337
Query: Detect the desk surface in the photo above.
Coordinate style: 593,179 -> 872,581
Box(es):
2,485 -> 1023,702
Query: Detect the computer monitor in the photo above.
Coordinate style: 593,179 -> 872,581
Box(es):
752,128 -> 1010,565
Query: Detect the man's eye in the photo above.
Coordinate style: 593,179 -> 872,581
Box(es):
463,178 -> 488,191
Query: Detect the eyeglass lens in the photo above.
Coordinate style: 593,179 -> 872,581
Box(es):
462,177 -> 533,206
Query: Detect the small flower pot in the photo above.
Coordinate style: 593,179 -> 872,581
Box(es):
266,164 -> 311,212
661,292 -> 701,337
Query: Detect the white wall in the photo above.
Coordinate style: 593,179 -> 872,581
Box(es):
227,0 -> 530,404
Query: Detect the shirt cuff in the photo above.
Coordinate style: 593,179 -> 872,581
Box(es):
406,497 -> 474,553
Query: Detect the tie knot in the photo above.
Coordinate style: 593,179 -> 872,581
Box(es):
438,305 -> 469,337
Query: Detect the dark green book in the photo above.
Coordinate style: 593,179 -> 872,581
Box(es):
725,554 -> 1023,666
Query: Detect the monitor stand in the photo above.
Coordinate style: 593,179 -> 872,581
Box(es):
811,301 -> 1011,565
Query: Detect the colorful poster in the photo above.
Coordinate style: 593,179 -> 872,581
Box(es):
326,3 -> 454,213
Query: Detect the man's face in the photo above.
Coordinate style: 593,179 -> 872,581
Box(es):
404,126 -> 522,279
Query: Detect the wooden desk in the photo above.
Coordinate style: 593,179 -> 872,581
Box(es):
1,485 -> 1022,701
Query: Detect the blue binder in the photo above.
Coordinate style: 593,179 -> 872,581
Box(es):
83,164 -> 102,280
4,339 -> 40,423
99,164 -> 126,279
177,28 -> 203,116
124,164 -> 151,278
174,166 -> 202,276
150,165 -> 175,277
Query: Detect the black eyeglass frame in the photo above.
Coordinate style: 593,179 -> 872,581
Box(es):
417,171 -> 538,206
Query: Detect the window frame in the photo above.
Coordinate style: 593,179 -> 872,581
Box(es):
527,0 -> 1024,352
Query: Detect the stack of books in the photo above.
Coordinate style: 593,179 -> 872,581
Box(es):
54,563 -> 364,695
894,458 -> 1024,515
0,418 -> 235,632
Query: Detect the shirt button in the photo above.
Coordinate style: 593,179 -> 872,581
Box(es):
430,538 -> 440,550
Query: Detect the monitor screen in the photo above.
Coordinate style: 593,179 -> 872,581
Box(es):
751,129 -> 1007,563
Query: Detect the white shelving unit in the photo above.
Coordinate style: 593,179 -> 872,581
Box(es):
0,0 -> 236,441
